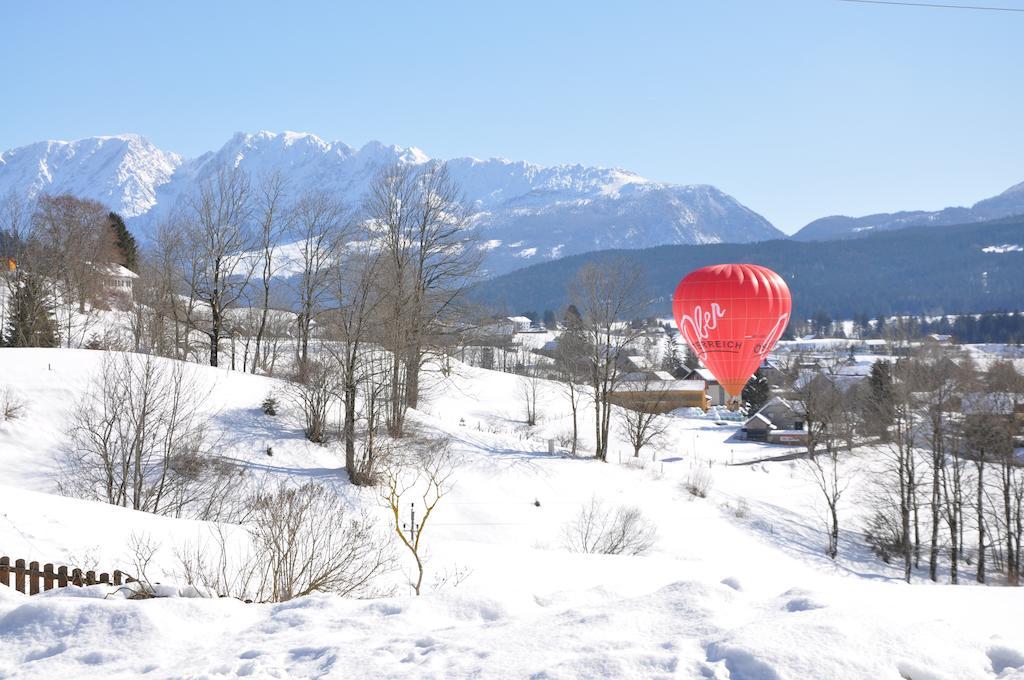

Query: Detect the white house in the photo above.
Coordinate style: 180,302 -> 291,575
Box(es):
507,316 -> 533,333
94,263 -> 139,298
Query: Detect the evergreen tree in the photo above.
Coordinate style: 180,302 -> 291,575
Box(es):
542,309 -> 557,330
108,211 -> 139,272
742,369 -> 771,414
660,334 -> 686,377
3,273 -> 58,347
683,342 -> 700,371
866,359 -> 895,440
563,304 -> 583,331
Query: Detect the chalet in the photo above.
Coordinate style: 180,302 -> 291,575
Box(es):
923,333 -> 954,345
742,397 -> 807,445
689,367 -> 728,406
507,316 -> 534,334
96,263 -> 139,298
609,372 -> 707,413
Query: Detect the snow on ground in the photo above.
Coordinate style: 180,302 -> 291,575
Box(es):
1,348 -> 1024,679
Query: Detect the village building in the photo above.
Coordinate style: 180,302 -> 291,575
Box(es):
95,263 -> 139,299
742,396 -> 807,445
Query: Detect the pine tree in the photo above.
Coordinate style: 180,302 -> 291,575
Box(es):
542,309 -> 557,330
742,369 -> 771,413
563,304 -> 583,331
3,273 -> 58,347
866,359 -> 895,440
660,334 -> 685,377
683,343 -> 700,371
108,212 -> 139,272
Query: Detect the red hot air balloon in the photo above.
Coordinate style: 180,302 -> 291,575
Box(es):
672,264 -> 791,404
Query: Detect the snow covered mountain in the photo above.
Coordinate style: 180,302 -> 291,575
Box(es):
793,180 -> 1024,241
0,131 -> 783,275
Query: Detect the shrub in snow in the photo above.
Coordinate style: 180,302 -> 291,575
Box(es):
1,386 -> 26,421
284,359 -> 341,443
58,354 -> 234,520
683,466 -> 713,499
563,497 -> 657,556
177,481 -> 394,602
864,509 -> 903,565
262,395 -> 278,416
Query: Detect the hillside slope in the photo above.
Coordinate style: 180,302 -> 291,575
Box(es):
471,215 -> 1024,319
0,347 -> 1022,677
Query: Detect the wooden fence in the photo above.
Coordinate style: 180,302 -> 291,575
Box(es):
0,556 -> 135,596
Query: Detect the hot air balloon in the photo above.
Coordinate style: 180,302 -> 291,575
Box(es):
672,264 -> 791,408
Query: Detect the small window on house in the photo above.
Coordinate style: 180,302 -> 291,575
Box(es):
794,420 -> 804,430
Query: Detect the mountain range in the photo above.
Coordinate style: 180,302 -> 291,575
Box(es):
793,181 -> 1024,241
0,132 -> 783,275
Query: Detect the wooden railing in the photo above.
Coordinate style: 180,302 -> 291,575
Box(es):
0,556 -> 135,595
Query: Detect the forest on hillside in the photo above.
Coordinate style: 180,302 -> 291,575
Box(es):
470,216 -> 1024,324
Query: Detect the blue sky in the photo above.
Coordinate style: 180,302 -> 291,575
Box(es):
2,0 -> 1021,232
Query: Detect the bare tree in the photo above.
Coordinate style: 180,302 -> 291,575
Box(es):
289,189 -> 347,366
519,370 -> 541,427
365,163 -> 480,436
379,436 -> 457,595
181,166 -> 255,367
793,374 -> 851,560
59,354 -> 232,519
32,194 -> 116,346
250,172 -> 290,373
568,260 -> 647,461
617,371 -> 671,458
283,350 -> 342,444
554,319 -> 589,455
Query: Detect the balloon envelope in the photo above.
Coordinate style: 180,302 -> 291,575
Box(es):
672,264 -> 791,398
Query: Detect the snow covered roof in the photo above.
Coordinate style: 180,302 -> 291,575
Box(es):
694,368 -> 717,383
745,412 -> 774,427
507,316 -> 532,324
614,378 -> 705,393
93,263 -> 139,279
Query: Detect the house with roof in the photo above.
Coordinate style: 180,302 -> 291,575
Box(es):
682,367 -> 728,406
507,316 -> 534,333
97,263 -> 139,298
742,396 -> 808,445
609,371 -> 707,413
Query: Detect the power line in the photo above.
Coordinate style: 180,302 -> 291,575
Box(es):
837,0 -> 1024,11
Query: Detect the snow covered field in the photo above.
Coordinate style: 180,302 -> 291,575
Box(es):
1,348 -> 1024,679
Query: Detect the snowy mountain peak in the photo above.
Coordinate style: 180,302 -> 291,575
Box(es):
0,131 -> 784,274
0,134 -> 181,217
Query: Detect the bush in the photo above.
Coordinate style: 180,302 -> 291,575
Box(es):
261,395 -> 278,416
1,387 -> 26,421
864,509 -> 903,564
563,497 -> 657,556
683,466 -> 713,498
177,481 -> 394,602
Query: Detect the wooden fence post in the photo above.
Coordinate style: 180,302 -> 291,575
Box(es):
0,557 -> 9,588
14,559 -> 26,594
43,564 -> 55,591
57,566 -> 69,588
71,568 -> 83,587
85,570 -> 96,586
99,572 -> 109,585
28,561 -> 40,595
113,570 -> 123,586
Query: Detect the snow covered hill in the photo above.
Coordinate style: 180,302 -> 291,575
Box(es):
1,347 -> 1023,678
0,131 -> 783,275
